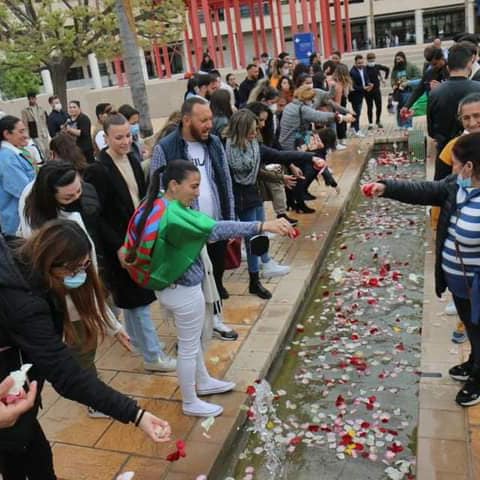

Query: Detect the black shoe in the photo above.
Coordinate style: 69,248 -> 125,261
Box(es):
249,272 -> 272,299
213,327 -> 239,341
449,360 -> 474,382
456,375 -> 480,406
377,122 -> 384,129
277,213 -> 298,227
295,201 -> 316,214
303,192 -> 316,201
218,285 -> 230,300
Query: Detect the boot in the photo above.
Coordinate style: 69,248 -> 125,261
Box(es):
277,213 -> 298,227
249,272 -> 272,299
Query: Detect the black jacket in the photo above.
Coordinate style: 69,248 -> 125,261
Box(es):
349,66 -> 369,102
238,78 -> 258,107
0,236 -> 139,452
381,175 -> 458,298
365,64 -> 390,91
428,77 -> 480,150
84,150 -> 156,309
47,110 -> 68,137
404,64 -> 449,110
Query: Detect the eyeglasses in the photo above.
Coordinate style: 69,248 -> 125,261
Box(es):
54,258 -> 91,275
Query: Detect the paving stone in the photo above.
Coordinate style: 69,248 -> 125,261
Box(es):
418,408 -> 466,441
108,372 -> 179,399
417,438 -> 468,475
419,383 -> 463,412
117,455 -> 169,480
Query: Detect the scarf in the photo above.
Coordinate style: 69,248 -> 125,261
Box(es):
226,138 -> 261,186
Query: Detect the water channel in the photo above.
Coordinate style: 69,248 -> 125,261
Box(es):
222,142 -> 426,480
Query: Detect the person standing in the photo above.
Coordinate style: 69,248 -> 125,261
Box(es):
0,116 -> 36,235
47,95 -> 68,138
349,55 -> 372,137
238,64 -> 260,107
226,73 -> 241,109
21,92 -> 49,161
65,101 -> 95,164
428,43 -> 480,180
365,52 -> 390,129
85,113 -> 176,371
151,97 -> 239,340
92,102 -> 113,154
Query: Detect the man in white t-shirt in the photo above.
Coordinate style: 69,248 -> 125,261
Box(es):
151,97 -> 239,341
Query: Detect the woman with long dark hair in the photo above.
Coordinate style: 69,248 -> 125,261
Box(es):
200,52 -> 215,72
0,220 -> 171,479
210,89 -> 234,139
123,160 -> 293,416
278,76 -> 295,103
49,132 -> 88,173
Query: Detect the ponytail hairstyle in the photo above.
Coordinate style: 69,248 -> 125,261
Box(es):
103,111 -> 129,134
127,160 -> 200,261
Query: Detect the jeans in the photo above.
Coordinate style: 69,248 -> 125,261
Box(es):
237,205 -> 270,273
453,295 -> 480,369
123,304 -> 164,363
0,420 -> 56,479
156,284 -> 212,404
397,91 -> 413,128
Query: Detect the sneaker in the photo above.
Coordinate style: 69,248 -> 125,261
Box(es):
354,130 -> 365,138
449,360 -> 473,382
377,122 -> 384,129
213,327 -> 239,341
261,259 -> 290,278
336,143 -> 347,151
197,379 -> 236,396
218,285 -> 230,300
445,302 -> 457,316
88,407 -> 109,419
368,124 -> 374,130
451,330 -> 467,344
183,399 -> 224,417
144,355 -> 177,372
456,376 -> 480,406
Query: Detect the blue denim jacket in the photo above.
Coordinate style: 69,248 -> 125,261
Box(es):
0,146 -> 36,235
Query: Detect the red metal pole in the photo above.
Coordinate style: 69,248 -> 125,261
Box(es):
276,0 -> 286,51
301,0 -> 310,33
114,57 -> 125,87
344,0 -> 352,52
249,0 -> 260,58
184,29 -> 194,72
214,8 -> 225,67
233,0 -> 247,67
268,0 -> 279,57
153,43 -> 164,78
333,0 -> 344,53
162,46 -> 172,78
189,0 -> 203,69
201,0 -> 218,66
288,0 -> 298,35
257,0 -> 268,53
224,0 -> 238,70
319,0 -> 332,57
309,0 -> 319,51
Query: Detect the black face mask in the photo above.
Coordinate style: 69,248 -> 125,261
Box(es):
60,198 -> 82,213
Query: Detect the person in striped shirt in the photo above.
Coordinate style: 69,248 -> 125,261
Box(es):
362,132 -> 480,407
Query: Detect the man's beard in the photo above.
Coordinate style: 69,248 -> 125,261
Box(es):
190,124 -> 208,142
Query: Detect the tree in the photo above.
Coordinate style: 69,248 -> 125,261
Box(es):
0,64 -> 41,100
0,1 -> 186,112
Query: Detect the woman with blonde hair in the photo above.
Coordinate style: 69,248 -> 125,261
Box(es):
330,63 -> 353,147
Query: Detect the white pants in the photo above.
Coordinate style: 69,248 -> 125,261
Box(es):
156,284 -> 212,404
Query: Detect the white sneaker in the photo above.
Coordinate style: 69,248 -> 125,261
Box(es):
445,302 -> 457,316
368,124 -> 374,130
197,379 -> 236,396
144,355 -> 177,372
241,244 -> 247,261
87,407 -> 109,419
336,143 -> 347,151
183,399 -> 224,417
261,259 -> 290,278
354,130 -> 365,138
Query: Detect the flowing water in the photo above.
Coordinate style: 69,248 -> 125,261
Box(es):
222,144 -> 426,480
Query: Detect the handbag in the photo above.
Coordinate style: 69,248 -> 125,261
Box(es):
225,238 -> 241,270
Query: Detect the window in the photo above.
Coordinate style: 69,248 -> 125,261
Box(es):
67,66 -> 84,81
423,9 -> 465,41
350,20 -> 368,50
375,15 -> 416,48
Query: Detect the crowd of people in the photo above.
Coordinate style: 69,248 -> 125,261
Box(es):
2,32 -> 480,478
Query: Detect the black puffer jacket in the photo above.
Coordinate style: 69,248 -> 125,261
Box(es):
0,236 -> 139,452
382,175 -> 458,297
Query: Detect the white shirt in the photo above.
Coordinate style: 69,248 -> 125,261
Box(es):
186,141 -> 215,217
95,130 -> 107,150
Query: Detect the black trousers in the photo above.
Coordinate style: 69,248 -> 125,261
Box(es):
0,420 -> 56,479
365,89 -> 382,125
453,295 -> 480,368
350,96 -> 363,131
207,240 -> 227,292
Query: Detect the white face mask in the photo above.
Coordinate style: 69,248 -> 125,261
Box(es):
53,103 -> 62,112
367,62 -> 375,67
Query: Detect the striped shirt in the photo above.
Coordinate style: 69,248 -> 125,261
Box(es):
442,187 -> 480,291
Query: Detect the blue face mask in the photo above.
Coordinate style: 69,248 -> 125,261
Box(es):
457,175 -> 472,189
63,271 -> 87,289
130,123 -> 140,138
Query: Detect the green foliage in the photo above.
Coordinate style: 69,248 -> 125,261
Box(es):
0,67 -> 41,100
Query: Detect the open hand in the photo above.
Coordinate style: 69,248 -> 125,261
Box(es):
115,329 -> 133,352
0,377 -> 37,428
139,411 -> 172,442
262,218 -> 294,237
361,182 -> 385,197
283,175 -> 297,189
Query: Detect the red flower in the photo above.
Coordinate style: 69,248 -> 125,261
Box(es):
289,436 -> 302,446
389,442 -> 404,453
246,409 -> 255,419
335,395 -> 346,407
341,434 -> 353,446
367,298 -> 378,305
166,450 -> 180,462
368,278 -> 380,287
369,327 -> 379,335
166,440 -> 187,462
395,343 -> 405,352
349,253 -> 356,261
391,271 -> 402,281
354,443 -> 364,451
308,424 -> 320,432
368,396 -> 377,404
361,421 -> 370,429
351,334 -> 360,341
246,385 -> 256,396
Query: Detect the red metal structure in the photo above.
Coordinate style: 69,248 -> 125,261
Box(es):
182,0 -> 352,72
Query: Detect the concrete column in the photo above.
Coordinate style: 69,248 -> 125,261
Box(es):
88,53 -> 102,89
138,46 -> 149,81
40,69 -> 54,95
466,0 -> 475,33
415,9 -> 424,45
270,1 -> 282,58
366,13 -> 374,48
